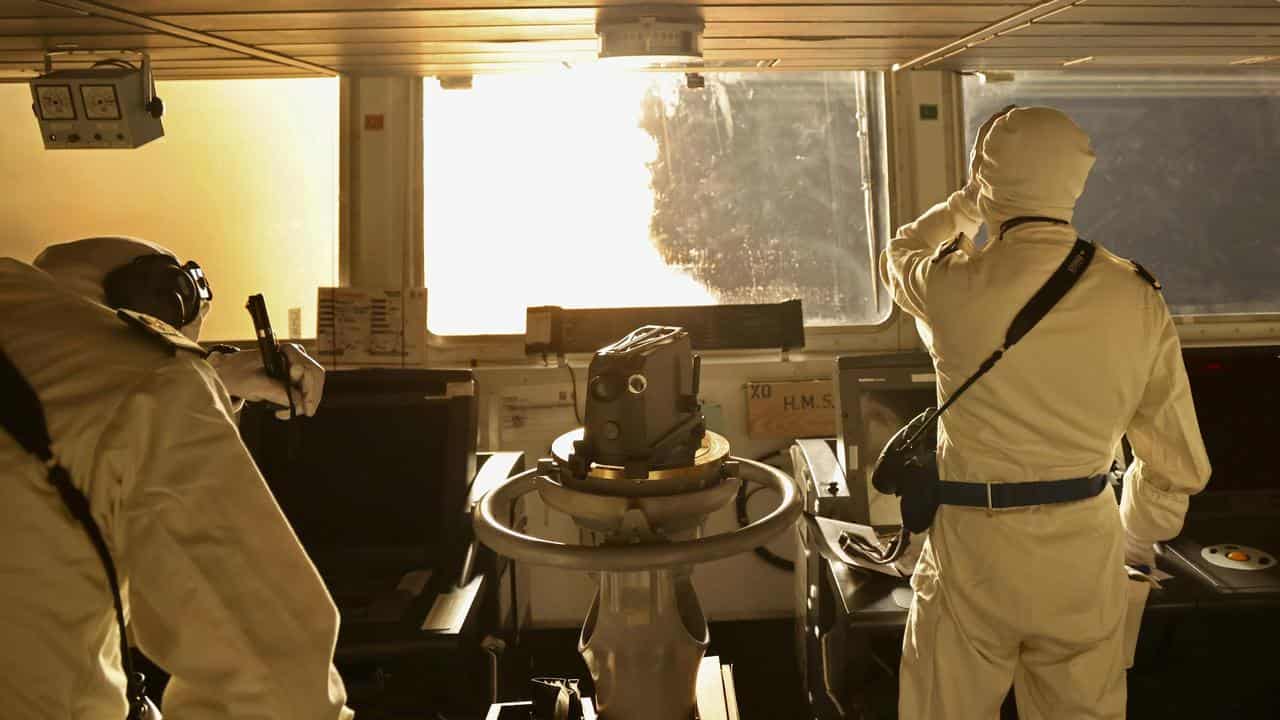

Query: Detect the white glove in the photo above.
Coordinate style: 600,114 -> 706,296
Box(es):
1124,531 -> 1157,572
208,343 -> 326,418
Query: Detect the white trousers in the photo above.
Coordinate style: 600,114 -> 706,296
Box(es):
899,490 -> 1130,720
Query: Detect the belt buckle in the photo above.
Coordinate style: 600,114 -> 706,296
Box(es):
985,482 -> 994,511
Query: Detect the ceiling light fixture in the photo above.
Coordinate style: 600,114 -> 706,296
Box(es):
596,15 -> 704,68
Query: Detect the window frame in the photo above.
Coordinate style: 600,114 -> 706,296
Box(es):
959,69 -> 1280,327
416,70 -> 902,352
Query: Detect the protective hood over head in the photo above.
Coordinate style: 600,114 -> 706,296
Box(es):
974,106 -> 1095,229
33,236 -> 176,305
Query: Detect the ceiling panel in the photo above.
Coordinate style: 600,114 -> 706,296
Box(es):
339,59 -> 908,74
146,6 -> 1017,32
94,0 -> 1280,10
1019,23 -> 1280,36
0,46 -> 244,61
311,46 -> 926,65
1,0 -> 1278,77
0,15 -> 153,35
152,67 -> 318,78
1065,6 -> 1280,23
223,26 -> 598,45
955,45 -> 1280,58
210,22 -> 984,45
940,54 -> 1276,69
0,34 -> 202,50
1086,0 -> 1280,5
258,37 -> 942,58
103,0 -> 1054,11
0,1 -> 86,17
991,35 -> 1280,47
0,56 -> 277,69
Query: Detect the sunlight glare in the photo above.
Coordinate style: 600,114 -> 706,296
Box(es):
424,68 -> 716,335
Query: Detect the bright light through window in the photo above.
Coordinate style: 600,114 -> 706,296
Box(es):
424,70 -> 890,335
0,79 -> 339,341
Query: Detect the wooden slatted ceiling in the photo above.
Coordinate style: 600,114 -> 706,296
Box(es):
0,1 -> 1276,80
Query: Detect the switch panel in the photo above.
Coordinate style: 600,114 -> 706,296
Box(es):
30,67 -> 162,149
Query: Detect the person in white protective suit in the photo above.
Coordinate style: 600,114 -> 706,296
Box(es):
0,237 -> 352,718
32,236 -> 325,416
881,106 -> 1211,719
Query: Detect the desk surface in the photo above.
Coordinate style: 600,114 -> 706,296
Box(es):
336,574 -> 488,660
830,544 -> 1280,631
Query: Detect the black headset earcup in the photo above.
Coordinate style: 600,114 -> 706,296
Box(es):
125,290 -> 186,329
164,292 -> 188,329
103,260 -> 189,328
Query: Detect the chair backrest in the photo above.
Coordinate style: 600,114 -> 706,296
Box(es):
240,368 -> 478,581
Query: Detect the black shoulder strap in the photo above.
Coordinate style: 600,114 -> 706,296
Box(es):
0,348 -> 146,714
1004,238 -> 1095,348
998,215 -> 1068,241
904,232 -> 1095,447
0,348 -> 56,462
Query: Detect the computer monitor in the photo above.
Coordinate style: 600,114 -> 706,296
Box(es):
1182,345 -> 1280,496
239,368 -> 478,584
834,353 -> 936,526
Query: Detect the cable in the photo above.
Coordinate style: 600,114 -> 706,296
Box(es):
563,360 -> 583,425
839,526 -> 911,566
480,636 -> 507,705
736,448 -> 796,572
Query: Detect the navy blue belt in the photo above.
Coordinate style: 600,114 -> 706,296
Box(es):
938,474 -> 1109,510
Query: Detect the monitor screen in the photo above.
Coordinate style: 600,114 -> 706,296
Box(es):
239,369 -> 477,574
1183,346 -> 1280,494
835,353 -> 936,525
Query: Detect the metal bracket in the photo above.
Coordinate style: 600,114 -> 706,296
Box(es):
40,47 -> 154,112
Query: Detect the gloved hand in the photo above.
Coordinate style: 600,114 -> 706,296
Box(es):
208,343 -> 326,418
1124,531 -> 1157,572
962,104 -> 1018,205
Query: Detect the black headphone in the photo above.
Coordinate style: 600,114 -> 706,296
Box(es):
103,254 -> 213,329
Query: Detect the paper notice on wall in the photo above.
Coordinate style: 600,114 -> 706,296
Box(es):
315,287 -> 427,367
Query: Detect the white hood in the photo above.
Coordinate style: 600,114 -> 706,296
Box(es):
33,236 -> 176,305
975,106 -> 1096,230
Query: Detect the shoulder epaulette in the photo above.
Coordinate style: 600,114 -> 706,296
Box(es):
1130,260 -> 1162,291
932,235 -> 963,264
117,308 -> 210,358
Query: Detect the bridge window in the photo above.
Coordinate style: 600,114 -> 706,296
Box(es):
0,78 -> 339,341
423,70 -> 891,335
964,71 -> 1280,316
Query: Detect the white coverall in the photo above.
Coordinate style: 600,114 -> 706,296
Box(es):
881,107 -> 1211,719
0,258 -> 353,719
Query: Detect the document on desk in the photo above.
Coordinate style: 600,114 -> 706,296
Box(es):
807,515 -> 917,578
421,575 -> 483,633
696,657 -> 737,720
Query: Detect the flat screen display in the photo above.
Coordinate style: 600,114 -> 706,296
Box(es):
1183,346 -> 1280,493
835,353 -> 936,525
239,369 -> 476,577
